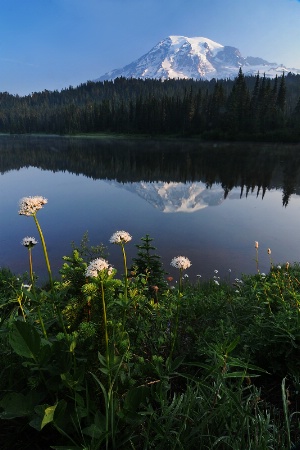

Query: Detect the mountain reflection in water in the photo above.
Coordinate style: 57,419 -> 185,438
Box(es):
1,135 -> 300,281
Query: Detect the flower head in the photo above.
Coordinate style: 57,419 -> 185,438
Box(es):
170,256 -> 191,270
109,230 -> 132,245
21,236 -> 38,248
19,196 -> 48,216
85,258 -> 113,278
267,248 -> 271,255
254,241 -> 259,249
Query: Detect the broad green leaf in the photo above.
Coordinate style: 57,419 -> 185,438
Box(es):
82,423 -> 105,439
30,400 -> 67,431
0,392 -> 32,419
41,404 -> 57,429
9,321 -> 41,359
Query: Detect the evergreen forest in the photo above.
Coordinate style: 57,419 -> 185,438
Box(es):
1,69 -> 300,140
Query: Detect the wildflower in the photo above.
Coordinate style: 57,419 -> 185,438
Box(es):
170,256 -> 191,270
184,274 -> 189,278
228,269 -> 231,273
267,248 -> 271,255
214,269 -> 218,274
214,280 -> 220,286
19,196 -> 48,216
286,262 -> 290,270
255,241 -> 259,249
85,258 -> 113,278
151,285 -> 159,292
21,236 -> 38,248
109,230 -> 132,245
196,274 -> 202,278
277,265 -> 281,270
167,276 -> 173,282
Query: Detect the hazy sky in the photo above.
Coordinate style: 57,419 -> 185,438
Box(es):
1,0 -> 300,95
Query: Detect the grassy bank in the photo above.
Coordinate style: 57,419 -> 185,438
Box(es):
0,199 -> 300,449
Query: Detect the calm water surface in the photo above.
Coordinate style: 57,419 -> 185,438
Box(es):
1,135 -> 300,283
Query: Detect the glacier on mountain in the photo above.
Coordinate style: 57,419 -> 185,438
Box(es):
96,35 -> 300,82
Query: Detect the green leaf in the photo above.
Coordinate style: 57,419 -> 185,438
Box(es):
41,404 -> 57,429
225,336 -> 240,354
30,400 -> 67,431
0,393 -> 32,419
69,339 -> 76,353
82,423 -> 105,439
9,321 -> 41,359
123,385 -> 149,413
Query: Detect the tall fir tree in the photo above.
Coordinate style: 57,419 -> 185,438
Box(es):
131,234 -> 167,299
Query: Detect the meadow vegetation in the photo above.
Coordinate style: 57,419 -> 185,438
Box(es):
0,197 -> 300,449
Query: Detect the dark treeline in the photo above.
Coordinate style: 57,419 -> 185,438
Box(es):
1,135 -> 300,206
1,69 -> 300,140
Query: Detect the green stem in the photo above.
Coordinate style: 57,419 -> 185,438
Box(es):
17,295 -> 26,321
170,268 -> 182,360
255,248 -> 260,274
101,281 -> 111,386
37,306 -> 48,339
28,247 -> 48,339
121,243 -> 129,333
121,243 -> 128,302
33,213 -> 68,339
179,268 -> 183,294
33,213 -> 53,290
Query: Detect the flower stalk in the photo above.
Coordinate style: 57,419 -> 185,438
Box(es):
169,256 -> 191,360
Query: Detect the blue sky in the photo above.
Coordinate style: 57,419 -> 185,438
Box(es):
1,0 -> 300,95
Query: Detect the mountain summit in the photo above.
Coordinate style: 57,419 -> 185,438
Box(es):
96,35 -> 300,82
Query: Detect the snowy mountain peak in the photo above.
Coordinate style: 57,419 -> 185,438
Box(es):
96,35 -> 300,82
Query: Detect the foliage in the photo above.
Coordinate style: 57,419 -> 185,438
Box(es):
1,72 -> 300,140
1,225 -> 300,448
131,234 -> 168,300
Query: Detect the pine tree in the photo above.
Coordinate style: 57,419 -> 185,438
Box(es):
131,234 -> 167,299
226,68 -> 251,134
277,73 -> 286,112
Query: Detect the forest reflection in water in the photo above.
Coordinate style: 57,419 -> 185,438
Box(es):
1,135 -> 300,282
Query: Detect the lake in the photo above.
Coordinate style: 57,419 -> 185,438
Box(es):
1,135 -> 300,284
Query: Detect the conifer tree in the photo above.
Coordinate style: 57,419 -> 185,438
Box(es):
277,73 -> 286,112
131,234 -> 167,298
226,67 -> 251,134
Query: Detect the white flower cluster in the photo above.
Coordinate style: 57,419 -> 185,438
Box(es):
19,196 -> 48,216
85,258 -> 113,278
109,230 -> 132,245
170,256 -> 191,270
21,236 -> 38,248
